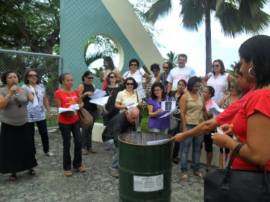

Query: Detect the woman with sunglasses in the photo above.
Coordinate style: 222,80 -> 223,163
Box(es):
123,59 -> 150,100
205,59 -> 232,103
103,72 -> 122,125
101,56 -> 122,90
0,71 -> 37,181
78,71 -> 98,155
115,77 -> 142,112
55,73 -> 85,177
22,69 -> 53,157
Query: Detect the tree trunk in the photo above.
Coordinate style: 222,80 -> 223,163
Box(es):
205,5 -> 212,74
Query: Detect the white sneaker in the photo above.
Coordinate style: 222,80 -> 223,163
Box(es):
45,151 -> 54,157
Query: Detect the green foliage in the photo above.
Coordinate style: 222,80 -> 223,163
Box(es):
166,51 -> 177,67
0,0 -> 60,53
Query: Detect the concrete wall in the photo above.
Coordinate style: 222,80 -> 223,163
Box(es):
60,0 -> 163,87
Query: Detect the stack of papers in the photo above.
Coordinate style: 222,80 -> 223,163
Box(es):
90,96 -> 109,107
126,102 -> 138,110
90,89 -> 107,99
146,138 -> 171,145
58,104 -> 79,114
159,101 -> 176,118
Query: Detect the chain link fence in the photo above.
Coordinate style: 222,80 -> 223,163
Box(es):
0,49 -> 62,104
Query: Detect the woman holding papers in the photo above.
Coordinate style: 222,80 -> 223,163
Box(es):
179,76 -> 207,180
0,71 -> 37,181
147,82 -> 171,135
22,69 -> 53,157
115,77 -> 142,111
55,73 -> 86,177
78,71 -> 98,155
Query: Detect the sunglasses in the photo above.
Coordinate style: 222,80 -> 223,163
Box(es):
126,82 -> 134,86
109,76 -> 115,79
87,77 -> 94,79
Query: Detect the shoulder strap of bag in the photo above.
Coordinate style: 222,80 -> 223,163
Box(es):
227,143 -> 244,168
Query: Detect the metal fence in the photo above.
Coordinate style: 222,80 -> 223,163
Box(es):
0,49 -> 62,103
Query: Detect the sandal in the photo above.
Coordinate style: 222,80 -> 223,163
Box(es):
9,173 -> 17,181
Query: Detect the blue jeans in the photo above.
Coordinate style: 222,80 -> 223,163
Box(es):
180,124 -> 203,172
111,145 -> 119,169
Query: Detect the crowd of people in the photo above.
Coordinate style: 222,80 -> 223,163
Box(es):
0,35 -> 270,195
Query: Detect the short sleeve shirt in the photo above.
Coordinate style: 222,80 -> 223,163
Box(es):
215,91 -> 253,125
231,89 -> 270,171
167,66 -> 196,91
54,89 -> 80,124
115,89 -> 141,110
22,84 -> 46,122
207,73 -> 228,103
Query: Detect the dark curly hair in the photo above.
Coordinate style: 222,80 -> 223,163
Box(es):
1,71 -> 19,85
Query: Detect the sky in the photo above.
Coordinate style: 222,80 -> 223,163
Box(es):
130,0 -> 270,76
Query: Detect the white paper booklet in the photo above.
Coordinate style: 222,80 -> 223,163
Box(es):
126,102 -> 138,110
58,104 -> 79,114
90,96 -> 109,107
159,101 -> 176,118
90,89 -> 107,99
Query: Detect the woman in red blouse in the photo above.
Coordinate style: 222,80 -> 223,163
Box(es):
54,73 -> 86,177
212,35 -> 270,170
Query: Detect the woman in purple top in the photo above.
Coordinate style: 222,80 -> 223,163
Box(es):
147,82 -> 171,134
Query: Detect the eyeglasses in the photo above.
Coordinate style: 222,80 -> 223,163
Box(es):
28,74 -> 37,77
126,82 -> 134,86
87,77 -> 93,79
213,64 -> 220,67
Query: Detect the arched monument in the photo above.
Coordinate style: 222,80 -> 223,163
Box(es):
60,0 -> 163,86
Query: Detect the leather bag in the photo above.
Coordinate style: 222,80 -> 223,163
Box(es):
78,108 -> 93,128
204,144 -> 270,202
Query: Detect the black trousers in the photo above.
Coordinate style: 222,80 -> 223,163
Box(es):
59,122 -> 82,171
27,120 -> 49,154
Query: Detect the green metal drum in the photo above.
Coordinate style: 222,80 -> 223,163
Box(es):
119,133 -> 173,202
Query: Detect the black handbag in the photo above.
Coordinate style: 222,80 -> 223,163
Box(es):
204,144 -> 270,202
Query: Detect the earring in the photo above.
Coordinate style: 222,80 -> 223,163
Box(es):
248,67 -> 256,77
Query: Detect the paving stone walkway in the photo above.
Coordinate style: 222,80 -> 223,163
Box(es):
0,131 -> 204,202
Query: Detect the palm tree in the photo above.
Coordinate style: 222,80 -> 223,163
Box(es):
166,51 -> 177,66
144,0 -> 270,73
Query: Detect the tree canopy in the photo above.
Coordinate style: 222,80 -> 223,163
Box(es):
0,0 -> 60,54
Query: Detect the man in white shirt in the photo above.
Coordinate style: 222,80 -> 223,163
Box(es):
167,54 -> 196,92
